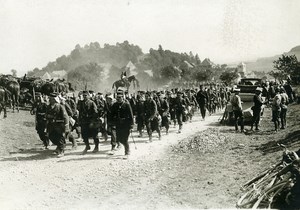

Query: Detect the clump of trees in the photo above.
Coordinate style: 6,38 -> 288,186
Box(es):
28,41 -> 239,90
271,54 -> 300,84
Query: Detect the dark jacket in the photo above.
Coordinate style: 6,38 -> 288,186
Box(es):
46,103 -> 69,133
78,99 -> 98,124
111,100 -> 134,128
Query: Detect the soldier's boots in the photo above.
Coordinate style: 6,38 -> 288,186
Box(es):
72,140 -> 78,150
92,145 -> 99,153
138,131 -> 143,137
82,145 -> 91,155
57,150 -> 64,158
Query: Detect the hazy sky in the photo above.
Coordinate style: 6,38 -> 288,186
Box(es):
1,0 -> 300,76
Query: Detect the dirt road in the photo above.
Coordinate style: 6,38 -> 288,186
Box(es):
0,105 -> 296,209
0,110 -> 223,209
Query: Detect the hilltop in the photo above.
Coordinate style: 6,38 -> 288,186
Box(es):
246,45 -> 300,72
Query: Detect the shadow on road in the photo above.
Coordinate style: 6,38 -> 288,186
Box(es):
0,148 -> 112,162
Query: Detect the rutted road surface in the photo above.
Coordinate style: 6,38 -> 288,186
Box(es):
0,112 -> 222,210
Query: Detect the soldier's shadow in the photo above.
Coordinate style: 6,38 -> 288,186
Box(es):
0,148 -> 112,162
0,148 -> 58,161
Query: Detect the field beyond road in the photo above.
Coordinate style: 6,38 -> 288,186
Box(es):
0,103 -> 299,209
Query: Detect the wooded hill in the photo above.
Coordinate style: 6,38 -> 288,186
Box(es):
27,41 -> 231,91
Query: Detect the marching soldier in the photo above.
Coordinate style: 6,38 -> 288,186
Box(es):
104,93 -> 120,154
59,95 -> 77,149
34,92 -> 49,149
158,92 -> 170,135
196,85 -> 208,120
144,91 -> 161,142
135,91 -> 146,137
111,90 -> 134,159
174,91 -> 187,133
46,92 -> 69,157
78,91 -> 100,154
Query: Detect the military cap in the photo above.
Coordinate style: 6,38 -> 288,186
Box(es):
145,91 -> 152,96
139,90 -> 145,94
106,93 -> 114,99
82,90 -> 88,94
97,92 -> 103,95
35,92 -> 42,96
88,90 -> 94,94
117,90 -> 124,95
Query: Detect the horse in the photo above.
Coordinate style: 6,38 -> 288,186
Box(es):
0,86 -> 8,118
54,79 -> 69,93
112,75 -> 140,92
0,75 -> 20,112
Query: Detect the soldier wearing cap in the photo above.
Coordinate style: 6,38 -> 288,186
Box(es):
78,90 -> 100,154
135,91 -> 146,137
230,88 -> 245,132
111,90 -> 134,158
186,89 -> 198,122
272,88 -> 282,132
250,87 -> 264,131
158,91 -> 170,135
94,92 -> 108,141
46,92 -> 69,157
196,85 -> 208,120
174,90 -> 187,133
144,91 -> 161,141
104,93 -> 120,154
280,87 -> 289,129
34,92 -> 49,149
59,95 -> 77,149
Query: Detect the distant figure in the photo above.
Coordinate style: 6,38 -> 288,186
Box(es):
272,88 -> 281,132
280,87 -> 289,129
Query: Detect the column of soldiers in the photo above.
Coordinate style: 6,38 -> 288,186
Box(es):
33,81 -> 293,158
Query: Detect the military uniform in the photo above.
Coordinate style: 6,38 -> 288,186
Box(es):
158,97 -> 170,134
34,97 -> 49,148
196,88 -> 208,120
46,100 -> 69,155
104,94 -> 119,151
174,92 -> 187,133
144,94 -> 161,141
111,96 -> 134,156
78,96 -> 99,153
135,94 -> 145,137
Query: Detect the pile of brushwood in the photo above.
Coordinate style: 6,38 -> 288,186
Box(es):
237,146 -> 300,209
172,128 -> 229,154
